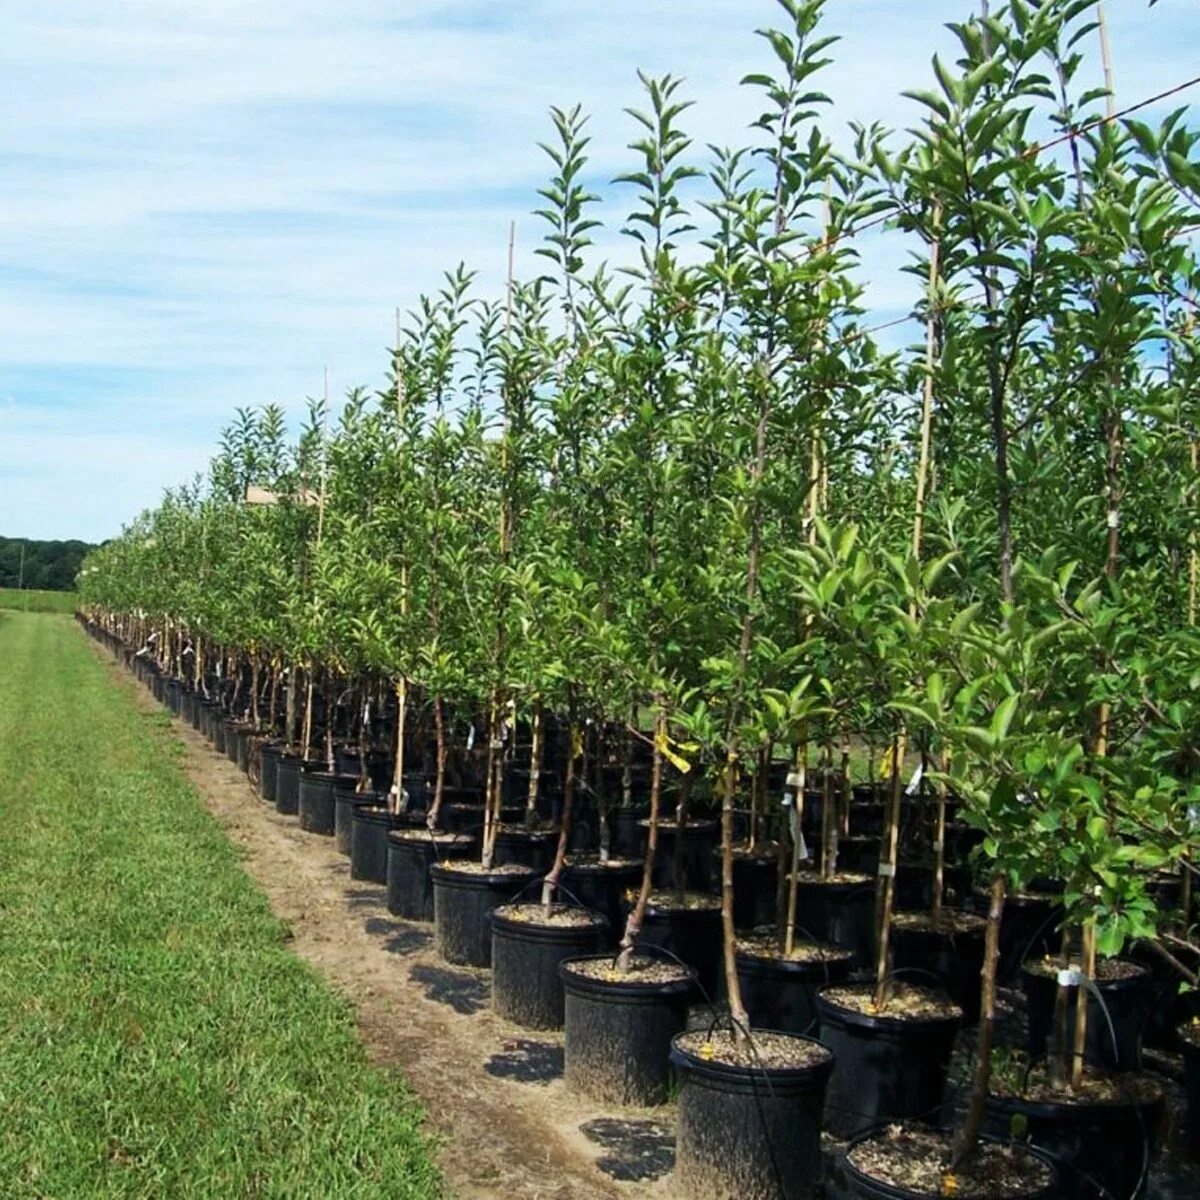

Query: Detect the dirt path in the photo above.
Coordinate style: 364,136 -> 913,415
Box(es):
95,647 -> 677,1200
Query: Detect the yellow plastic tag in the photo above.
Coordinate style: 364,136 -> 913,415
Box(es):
940,1176 -> 959,1196
654,726 -> 693,774
570,727 -> 584,760
878,742 -> 895,781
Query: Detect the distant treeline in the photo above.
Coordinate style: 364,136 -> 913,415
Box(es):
0,537 -> 97,592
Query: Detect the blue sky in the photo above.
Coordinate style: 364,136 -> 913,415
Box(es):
1,0 -> 1197,542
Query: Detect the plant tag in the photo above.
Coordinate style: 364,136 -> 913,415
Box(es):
1057,967 -> 1083,987
786,771 -> 804,788
781,791 -> 794,809
932,839 -> 944,852
530,768 -> 540,782
905,764 -> 924,795
363,700 -> 371,724
467,724 -> 476,750
1107,509 -> 1119,528
877,862 -> 896,878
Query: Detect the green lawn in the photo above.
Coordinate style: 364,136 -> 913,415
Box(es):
0,587 -> 77,613
0,613 -> 441,1199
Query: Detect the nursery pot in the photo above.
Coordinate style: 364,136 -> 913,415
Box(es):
612,806 -> 648,858
1020,958 -> 1152,1072
711,847 -> 779,931
213,716 -> 228,756
982,1080 -> 1164,1200
841,1131 -> 1059,1200
430,862 -> 537,968
386,830 -> 475,921
984,889 -> 1062,984
334,783 -> 378,856
1182,1027 -> 1200,1158
259,742 -> 284,804
789,872 -> 876,965
559,857 -> 643,945
671,1030 -> 833,1200
735,940 -> 854,1036
637,894 -> 723,1001
890,912 -> 986,1022
642,818 -> 719,891
815,985 -> 962,1139
560,954 -> 696,1106
491,904 -> 609,1029
493,826 -> 558,874
274,754 -> 303,815
351,805 -> 413,884
1129,937 -> 1200,1051
298,771 -> 351,836
838,836 -> 882,876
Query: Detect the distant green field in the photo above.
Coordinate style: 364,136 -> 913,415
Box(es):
0,587 -> 76,613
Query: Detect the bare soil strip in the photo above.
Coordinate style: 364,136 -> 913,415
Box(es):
95,645 -> 674,1200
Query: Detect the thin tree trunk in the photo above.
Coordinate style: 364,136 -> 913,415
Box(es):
873,732 -> 905,1009
542,713 -> 578,906
618,712 -> 666,970
525,704 -> 543,829
952,873 -> 1006,1166
427,695 -> 448,828
391,676 -> 408,815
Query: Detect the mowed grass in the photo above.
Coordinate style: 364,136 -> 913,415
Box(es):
0,587 -> 76,613
0,614 -> 441,1199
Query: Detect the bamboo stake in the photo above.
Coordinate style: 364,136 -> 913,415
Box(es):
1075,2 -> 1119,1085
482,222 -> 518,867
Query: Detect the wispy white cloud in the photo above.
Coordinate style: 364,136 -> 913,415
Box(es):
0,0 -> 1197,540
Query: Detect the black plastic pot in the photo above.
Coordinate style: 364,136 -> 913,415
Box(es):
259,742 -> 284,803
236,728 -> 253,774
1021,959 -> 1152,1072
641,819 -> 719,891
298,771 -> 351,836
334,785 -> 378,857
711,849 -> 778,931
671,1031 -> 833,1200
430,863 -> 537,967
1182,1031 -> 1200,1158
736,943 -> 854,1036
213,717 -> 228,756
637,897 -> 722,1000
983,890 -> 1062,984
491,905 -> 609,1029
434,802 -> 486,835
982,1083 -> 1163,1200
225,721 -> 247,766
559,857 -> 643,946
561,955 -> 696,1106
612,806 -> 648,858
841,1132 -> 1059,1200
895,861 -> 973,912
838,836 -> 882,875
386,830 -> 475,921
815,987 -> 962,1139
789,873 -> 876,965
1130,939 -> 1200,1051
493,826 -> 558,874
274,754 -> 302,815
891,914 -> 986,1022
351,805 -> 412,884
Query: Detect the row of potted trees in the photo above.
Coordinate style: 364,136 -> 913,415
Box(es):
79,1 -> 1200,1196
